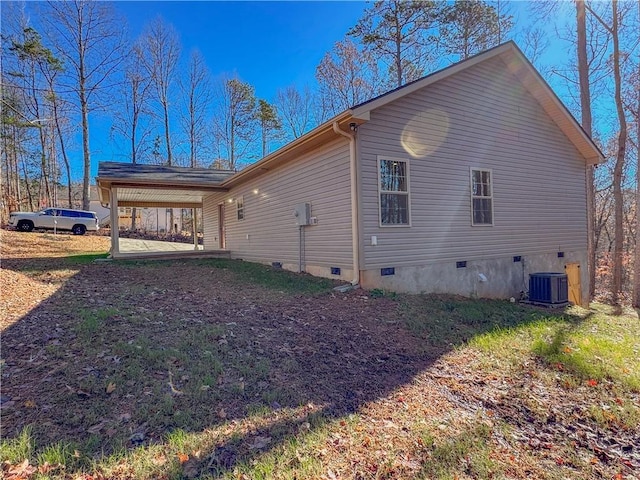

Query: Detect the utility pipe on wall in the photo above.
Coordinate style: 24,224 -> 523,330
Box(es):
332,122 -> 360,286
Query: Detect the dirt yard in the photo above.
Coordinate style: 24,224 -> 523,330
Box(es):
1,229 -> 638,480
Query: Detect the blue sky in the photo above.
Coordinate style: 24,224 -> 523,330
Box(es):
13,1 -> 580,181
70,1 -> 371,178
114,1 -> 368,101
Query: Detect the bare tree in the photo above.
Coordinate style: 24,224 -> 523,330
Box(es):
630,2 -> 640,306
44,0 -> 126,210
179,49 -> 211,168
575,0 -> 597,301
112,43 -> 152,167
518,25 -> 550,68
316,39 -> 382,117
274,85 -> 316,141
177,48 -> 212,239
585,0 -> 628,304
140,16 -> 181,167
111,42 -> 152,230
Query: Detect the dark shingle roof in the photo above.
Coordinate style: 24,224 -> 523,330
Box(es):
97,162 -> 234,185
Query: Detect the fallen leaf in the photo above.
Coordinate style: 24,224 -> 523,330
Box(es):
586,379 -> 598,387
106,382 -> 116,394
177,453 -> 189,464
151,454 -> 167,466
7,458 -> 37,478
38,461 -> 55,474
24,399 -> 36,408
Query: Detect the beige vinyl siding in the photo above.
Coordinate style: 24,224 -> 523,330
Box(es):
359,55 -> 587,269
203,193 -> 225,250
204,138 -> 352,269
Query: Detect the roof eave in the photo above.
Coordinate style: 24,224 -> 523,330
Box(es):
221,111 -> 355,188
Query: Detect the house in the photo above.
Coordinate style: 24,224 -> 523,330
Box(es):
97,42 -> 603,305
90,185 -> 191,233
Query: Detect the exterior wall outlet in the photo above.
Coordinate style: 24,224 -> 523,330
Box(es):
371,235 -> 377,246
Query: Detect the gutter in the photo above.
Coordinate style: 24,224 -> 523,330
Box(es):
332,122 -> 360,286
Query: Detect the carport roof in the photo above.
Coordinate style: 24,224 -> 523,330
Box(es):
96,162 -> 234,208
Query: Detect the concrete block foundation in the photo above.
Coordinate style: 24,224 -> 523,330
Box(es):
360,250 -> 588,306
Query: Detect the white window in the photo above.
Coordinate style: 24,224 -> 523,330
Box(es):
470,168 -> 493,226
378,156 -> 410,226
236,196 -> 244,220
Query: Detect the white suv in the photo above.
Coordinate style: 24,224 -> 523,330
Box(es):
8,208 -> 100,235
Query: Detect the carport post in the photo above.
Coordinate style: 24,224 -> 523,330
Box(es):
110,187 -> 120,257
193,208 -> 198,250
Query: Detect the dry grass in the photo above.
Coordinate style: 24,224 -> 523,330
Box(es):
1,230 -> 638,480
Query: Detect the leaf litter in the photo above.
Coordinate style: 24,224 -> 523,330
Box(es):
1,230 -> 638,479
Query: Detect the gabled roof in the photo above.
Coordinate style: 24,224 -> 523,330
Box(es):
349,41 -> 604,165
97,41 -> 604,206
224,41 -> 603,189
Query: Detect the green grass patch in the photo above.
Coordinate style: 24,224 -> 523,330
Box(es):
0,426 -> 34,464
117,257 -> 338,294
467,303 -> 640,391
74,307 -> 120,339
400,294 -> 552,351
201,258 -> 339,294
64,252 -> 110,264
419,423 -> 495,479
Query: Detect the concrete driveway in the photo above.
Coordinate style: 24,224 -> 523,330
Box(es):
118,238 -> 203,253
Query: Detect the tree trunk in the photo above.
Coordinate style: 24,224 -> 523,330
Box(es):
633,58 -> 640,306
52,100 -> 73,208
81,89 -> 91,211
611,0 -> 627,305
130,119 -> 137,231
21,156 -> 35,211
575,0 -> 596,302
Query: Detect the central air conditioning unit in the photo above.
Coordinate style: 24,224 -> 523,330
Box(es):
529,272 -> 569,305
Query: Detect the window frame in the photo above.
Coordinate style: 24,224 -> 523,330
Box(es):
236,196 -> 245,221
470,167 -> 494,227
377,155 -> 411,227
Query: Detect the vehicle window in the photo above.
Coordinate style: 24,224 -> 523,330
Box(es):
42,209 -> 54,216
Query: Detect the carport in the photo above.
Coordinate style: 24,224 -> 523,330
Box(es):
96,162 -> 234,259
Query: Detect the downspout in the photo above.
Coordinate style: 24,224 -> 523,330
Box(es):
332,122 -> 360,286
